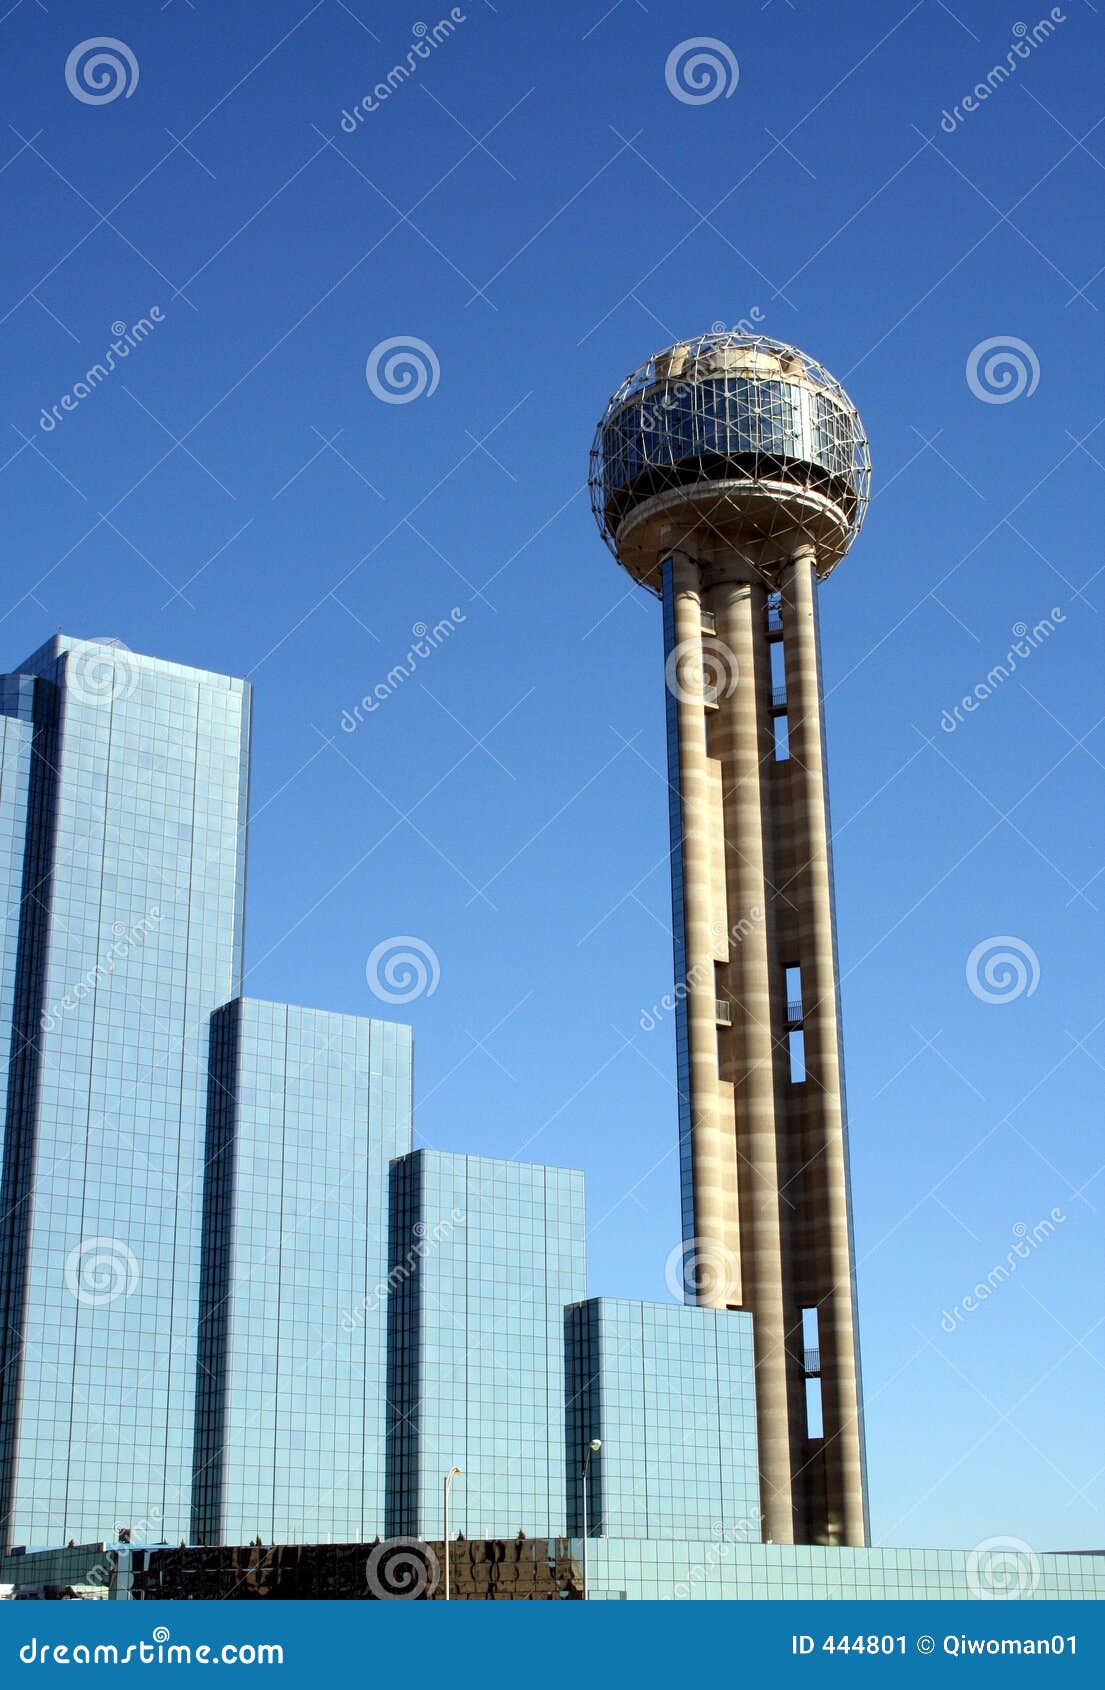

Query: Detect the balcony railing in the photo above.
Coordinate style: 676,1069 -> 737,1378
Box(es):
804,1347 -> 821,1375
771,685 -> 788,711
715,999 -> 732,1026
786,999 -> 803,1025
766,605 -> 783,636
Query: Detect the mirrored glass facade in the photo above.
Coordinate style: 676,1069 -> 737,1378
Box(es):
576,1540 -> 1105,1602
0,637 -> 250,1547
386,1150 -> 586,1540
192,999 -> 412,1546
567,1299 -> 760,1542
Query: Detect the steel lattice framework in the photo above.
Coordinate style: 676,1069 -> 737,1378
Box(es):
589,333 -> 871,593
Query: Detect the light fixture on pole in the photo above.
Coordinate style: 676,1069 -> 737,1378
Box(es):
442,1466 -> 462,1601
581,1438 -> 601,1600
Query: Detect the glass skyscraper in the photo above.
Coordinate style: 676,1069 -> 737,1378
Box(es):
0,638 -> 250,1546
192,999 -> 412,1546
386,1150 -> 586,1540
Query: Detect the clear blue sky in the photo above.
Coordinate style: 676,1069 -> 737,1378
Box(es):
2,0 -> 1102,1553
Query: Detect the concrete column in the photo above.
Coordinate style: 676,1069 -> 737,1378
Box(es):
665,553 -> 737,1308
780,549 -> 867,1548
712,575 -> 795,1545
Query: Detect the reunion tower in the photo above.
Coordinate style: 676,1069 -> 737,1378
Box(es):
590,333 -> 871,1549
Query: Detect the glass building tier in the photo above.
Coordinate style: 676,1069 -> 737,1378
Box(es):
386,1150 -> 586,1541
567,1299 -> 760,1543
192,999 -> 412,1546
0,637 -> 251,1547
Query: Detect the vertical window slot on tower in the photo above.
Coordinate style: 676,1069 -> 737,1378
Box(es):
788,1028 -> 805,1083
802,1306 -> 820,1369
770,637 -> 786,708
773,713 -> 790,761
805,1377 -> 824,1440
803,1309 -> 823,1436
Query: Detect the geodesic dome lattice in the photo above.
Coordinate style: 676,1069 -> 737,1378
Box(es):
589,333 -> 871,585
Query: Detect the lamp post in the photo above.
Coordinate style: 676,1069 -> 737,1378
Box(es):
580,1438 -> 601,1600
442,1467 -> 461,1601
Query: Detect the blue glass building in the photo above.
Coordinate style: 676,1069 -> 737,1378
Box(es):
387,1150 -> 586,1540
0,638 -> 250,1546
192,999 -> 412,1546
566,1299 -> 760,1542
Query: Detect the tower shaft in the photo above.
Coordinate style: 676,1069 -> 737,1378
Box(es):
662,544 -> 868,1548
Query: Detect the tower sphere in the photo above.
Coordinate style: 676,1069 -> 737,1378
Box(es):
589,333 -> 871,594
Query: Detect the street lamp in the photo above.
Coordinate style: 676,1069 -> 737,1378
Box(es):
580,1438 -> 601,1601
442,1467 -> 462,1601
